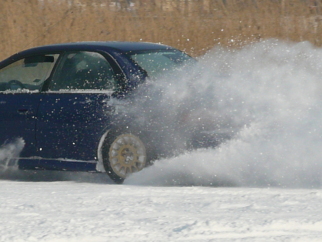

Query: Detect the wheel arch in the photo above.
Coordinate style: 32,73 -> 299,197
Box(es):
96,128 -> 111,172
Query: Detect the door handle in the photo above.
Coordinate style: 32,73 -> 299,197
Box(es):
17,109 -> 29,114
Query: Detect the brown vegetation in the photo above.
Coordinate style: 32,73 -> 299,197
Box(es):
1,0 -> 322,59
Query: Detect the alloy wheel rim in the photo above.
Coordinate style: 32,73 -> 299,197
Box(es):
109,134 -> 146,178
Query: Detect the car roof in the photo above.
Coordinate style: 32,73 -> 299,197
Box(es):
0,42 -> 179,67
19,41 -> 174,55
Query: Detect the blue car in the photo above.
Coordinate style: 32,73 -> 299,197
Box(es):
0,41 -> 198,183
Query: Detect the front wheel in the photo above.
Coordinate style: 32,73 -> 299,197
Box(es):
102,129 -> 148,183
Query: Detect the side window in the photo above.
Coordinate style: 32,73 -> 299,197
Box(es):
50,51 -> 117,91
0,54 -> 59,92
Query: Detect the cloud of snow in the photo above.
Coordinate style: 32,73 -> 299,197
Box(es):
0,138 -> 25,170
125,39 -> 322,188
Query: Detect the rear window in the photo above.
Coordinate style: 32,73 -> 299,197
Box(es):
128,50 -> 194,79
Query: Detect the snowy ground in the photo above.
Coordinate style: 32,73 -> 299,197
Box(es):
2,39 -> 322,241
1,171 -> 322,242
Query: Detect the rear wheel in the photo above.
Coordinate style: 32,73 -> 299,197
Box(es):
102,129 -> 148,183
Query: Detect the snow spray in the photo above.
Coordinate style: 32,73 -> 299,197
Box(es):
0,138 -> 25,170
125,39 -> 322,188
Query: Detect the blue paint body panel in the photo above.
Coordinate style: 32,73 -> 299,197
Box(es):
0,93 -> 40,156
36,92 -> 112,160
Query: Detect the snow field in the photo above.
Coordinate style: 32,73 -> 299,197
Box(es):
1,181 -> 322,241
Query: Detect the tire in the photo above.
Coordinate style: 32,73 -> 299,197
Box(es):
102,128 -> 150,184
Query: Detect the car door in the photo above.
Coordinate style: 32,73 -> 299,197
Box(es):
36,51 -> 120,163
0,54 -> 59,157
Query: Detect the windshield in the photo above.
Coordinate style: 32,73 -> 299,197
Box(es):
128,50 -> 194,79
